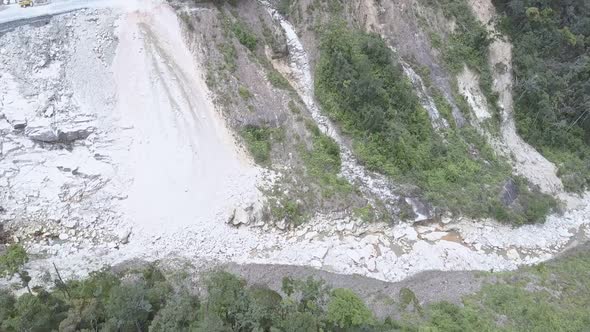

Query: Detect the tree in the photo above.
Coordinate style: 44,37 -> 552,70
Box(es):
0,245 -> 28,277
326,288 -> 374,330
104,283 -> 154,331
204,271 -> 252,330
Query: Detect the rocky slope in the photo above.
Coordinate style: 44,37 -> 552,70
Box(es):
0,0 -> 588,289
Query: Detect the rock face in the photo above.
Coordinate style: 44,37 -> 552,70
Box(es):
227,201 -> 265,227
268,19 -> 289,58
500,178 -> 519,206
26,123 -> 93,144
26,123 -> 59,143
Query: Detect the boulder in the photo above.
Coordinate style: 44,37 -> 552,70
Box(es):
246,200 -> 264,225
12,120 -> 27,130
404,197 -> 435,222
26,125 -> 59,143
275,218 -> 287,231
227,208 -> 250,227
506,248 -> 520,260
57,127 -> 93,143
117,227 -> 132,244
233,208 -> 249,226
26,121 -> 94,144
62,219 -> 79,229
422,231 -> 448,242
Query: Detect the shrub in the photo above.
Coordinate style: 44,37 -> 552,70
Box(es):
302,121 -> 351,197
494,0 -> 590,192
267,70 -> 291,90
277,0 -> 292,16
238,86 -> 252,100
315,21 -> 555,223
0,245 -> 28,277
231,21 -> 258,51
327,288 -> 374,328
241,125 -> 281,165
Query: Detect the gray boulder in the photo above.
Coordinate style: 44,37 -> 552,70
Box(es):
26,125 -> 59,143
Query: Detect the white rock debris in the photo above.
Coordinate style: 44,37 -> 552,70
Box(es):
463,0 -> 570,201
0,0 -> 588,290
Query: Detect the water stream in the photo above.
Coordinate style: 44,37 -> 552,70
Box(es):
399,61 -> 448,130
259,1 -> 433,221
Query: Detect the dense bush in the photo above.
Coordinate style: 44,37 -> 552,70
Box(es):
302,120 -> 352,198
327,288 -> 374,328
0,264 -> 377,332
315,22 -> 555,224
277,0 -> 292,16
493,0 -> 590,192
0,245 -> 27,277
495,0 -> 590,191
1,247 -> 589,331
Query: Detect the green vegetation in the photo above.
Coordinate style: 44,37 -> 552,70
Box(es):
219,42 -> 237,72
264,120 -> 355,227
288,100 -> 301,114
327,288 -> 374,328
231,20 -> 258,51
277,0 -> 292,16
1,245 -> 589,331
302,120 -> 352,198
315,22 -> 555,224
0,245 -> 27,277
267,70 -> 292,90
241,125 -> 283,165
353,204 -> 376,223
432,92 -> 456,128
268,194 -> 305,226
402,246 -> 590,331
0,245 -> 31,294
424,0 -> 500,119
494,0 -> 590,192
238,86 -> 252,99
0,266 -> 375,332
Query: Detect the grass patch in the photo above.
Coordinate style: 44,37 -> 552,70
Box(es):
353,204 -> 376,223
268,194 -> 305,226
238,86 -> 252,100
231,20 -> 258,51
405,247 -> 590,331
432,91 -> 456,128
288,100 -> 301,114
267,70 -> 292,90
219,42 -> 237,72
302,120 -> 352,198
241,125 -> 282,165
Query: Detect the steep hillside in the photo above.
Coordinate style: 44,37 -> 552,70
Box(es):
493,0 -> 590,193
0,0 -> 589,295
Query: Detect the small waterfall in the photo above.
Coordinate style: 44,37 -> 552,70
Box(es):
259,1 -> 430,221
